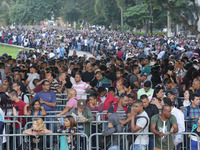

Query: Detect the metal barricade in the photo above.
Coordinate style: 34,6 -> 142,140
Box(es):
0,133 -> 89,150
88,132 -> 199,150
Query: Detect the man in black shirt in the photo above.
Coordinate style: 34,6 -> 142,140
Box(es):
140,94 -> 159,150
81,62 -> 94,84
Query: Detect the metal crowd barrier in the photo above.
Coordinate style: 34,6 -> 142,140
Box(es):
89,132 -> 199,150
0,133 -> 88,150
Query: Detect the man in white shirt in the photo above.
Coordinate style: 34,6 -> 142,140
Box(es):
27,66 -> 40,90
130,100 -> 149,150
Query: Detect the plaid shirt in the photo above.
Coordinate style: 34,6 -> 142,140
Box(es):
183,105 -> 200,131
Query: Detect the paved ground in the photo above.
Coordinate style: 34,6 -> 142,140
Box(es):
68,49 -> 93,58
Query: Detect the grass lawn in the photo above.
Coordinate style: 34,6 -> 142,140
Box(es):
0,44 -> 20,58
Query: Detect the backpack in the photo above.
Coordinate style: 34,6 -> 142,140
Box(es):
127,116 -> 149,144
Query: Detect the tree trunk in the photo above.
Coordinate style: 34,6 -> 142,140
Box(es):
121,9 -> 124,32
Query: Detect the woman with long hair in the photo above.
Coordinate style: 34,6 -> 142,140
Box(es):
23,118 -> 52,150
150,84 -> 164,110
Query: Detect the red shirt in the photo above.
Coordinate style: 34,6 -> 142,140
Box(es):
12,100 -> 26,128
116,51 -> 123,59
33,83 -> 43,93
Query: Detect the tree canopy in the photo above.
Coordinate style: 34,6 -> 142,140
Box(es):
0,0 -> 200,34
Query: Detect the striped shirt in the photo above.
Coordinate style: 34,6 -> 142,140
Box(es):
72,81 -> 89,95
183,105 -> 200,130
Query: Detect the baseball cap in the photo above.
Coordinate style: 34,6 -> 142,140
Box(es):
77,99 -> 87,109
140,72 -> 148,77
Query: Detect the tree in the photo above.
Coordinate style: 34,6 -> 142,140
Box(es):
116,0 -> 126,32
153,0 -> 200,34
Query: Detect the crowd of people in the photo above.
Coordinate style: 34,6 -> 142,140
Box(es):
0,26 -> 200,150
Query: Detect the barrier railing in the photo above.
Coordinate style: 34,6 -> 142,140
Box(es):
0,133 -> 89,150
88,132 -> 199,150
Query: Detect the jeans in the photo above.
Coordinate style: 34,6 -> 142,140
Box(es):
108,145 -> 119,150
130,144 -> 147,150
148,135 -> 154,150
173,143 -> 181,150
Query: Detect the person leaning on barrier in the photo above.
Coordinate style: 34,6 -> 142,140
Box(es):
102,113 -> 122,150
22,118 -> 52,150
107,93 -> 131,127
56,89 -> 78,118
57,115 -> 77,150
129,100 -> 149,150
163,97 -> 185,150
183,93 -> 200,132
150,105 -> 178,150
68,99 -> 93,139
190,116 -> 200,150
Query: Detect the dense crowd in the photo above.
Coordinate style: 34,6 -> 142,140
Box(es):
0,27 -> 200,150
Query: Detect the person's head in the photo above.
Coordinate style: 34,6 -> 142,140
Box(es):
30,66 -> 37,74
67,89 -> 77,99
166,90 -> 175,104
69,62 -> 75,71
59,72 -> 66,81
45,72 -> 55,81
133,100 -> 144,114
140,72 -> 147,82
161,105 -> 172,119
153,84 -> 164,99
116,81 -> 124,91
88,93 -> 98,106
95,71 -> 103,81
12,82 -> 21,92
192,79 -> 200,91
9,90 -> 18,101
140,94 -> 149,108
132,65 -> 140,74
143,81 -> 151,92
190,93 -> 200,107
127,93 -> 135,107
163,97 -> 173,107
42,80 -> 50,92
32,100 -> 41,111
86,63 -> 93,72
0,92 -> 10,111
164,78 -> 173,90
32,118 -> 46,130
98,87 -> 106,97
64,115 -> 77,128
108,86 -> 115,97
77,99 -> 87,112
116,69 -> 123,79
74,73 -> 82,83
184,90 -> 192,100
124,82 -> 131,93
1,84 -> 9,92
118,93 -> 128,107
14,73 -> 22,82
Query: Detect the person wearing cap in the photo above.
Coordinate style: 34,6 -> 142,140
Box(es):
137,81 -> 154,101
166,90 -> 183,109
139,72 -> 148,88
26,65 -> 40,90
68,99 -> 94,136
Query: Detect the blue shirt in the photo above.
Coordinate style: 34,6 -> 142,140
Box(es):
34,91 -> 56,111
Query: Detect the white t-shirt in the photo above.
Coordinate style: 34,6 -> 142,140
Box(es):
135,111 -> 149,145
27,73 -> 40,90
0,108 -> 6,143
